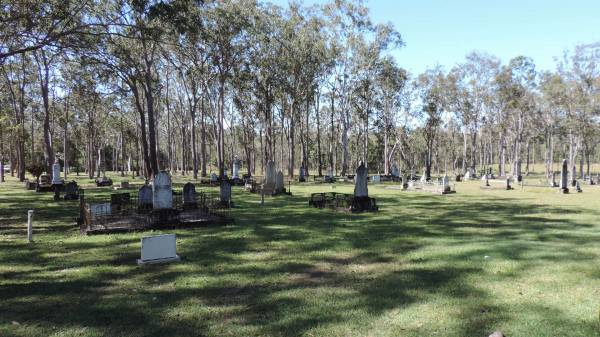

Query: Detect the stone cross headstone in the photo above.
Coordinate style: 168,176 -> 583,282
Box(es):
137,234 -> 180,265
354,162 -> 368,197
153,171 -> 173,209
183,182 -> 197,207
560,159 -> 569,193
275,171 -> 284,193
265,160 -> 277,186
52,159 -> 62,184
138,185 -> 153,209
220,179 -> 232,205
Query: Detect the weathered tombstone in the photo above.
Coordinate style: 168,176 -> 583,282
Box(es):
275,171 -> 284,193
152,171 -> 173,209
210,173 -> 218,184
560,159 -> 569,194
220,179 -> 232,206
265,161 -> 277,186
137,234 -> 180,265
183,182 -> 197,209
571,165 -> 577,187
232,161 -> 239,178
90,203 -> 111,220
354,162 -> 368,197
575,180 -> 583,193
464,170 -> 471,180
299,166 -> 306,182
51,159 -> 62,185
391,164 -> 399,178
64,181 -> 79,200
371,175 -> 381,183
138,185 -> 153,210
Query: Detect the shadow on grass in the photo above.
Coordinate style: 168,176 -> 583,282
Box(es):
1,178 -> 599,336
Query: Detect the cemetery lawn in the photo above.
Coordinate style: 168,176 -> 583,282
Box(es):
1,173 -> 599,337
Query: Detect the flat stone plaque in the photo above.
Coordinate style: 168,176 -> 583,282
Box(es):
137,234 -> 180,265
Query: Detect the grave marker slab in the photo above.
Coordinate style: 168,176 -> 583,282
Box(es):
137,234 -> 181,265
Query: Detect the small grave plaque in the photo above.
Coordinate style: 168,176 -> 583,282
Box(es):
137,234 -> 181,265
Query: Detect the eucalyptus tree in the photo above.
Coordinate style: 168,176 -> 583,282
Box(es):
557,42 -> 600,177
447,52 -> 499,174
0,54 -> 33,181
373,56 -> 408,175
416,66 -> 446,180
203,0 -> 252,178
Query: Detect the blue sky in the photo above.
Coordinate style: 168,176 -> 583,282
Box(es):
270,0 -> 600,75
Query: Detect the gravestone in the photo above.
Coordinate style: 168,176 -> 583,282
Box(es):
138,185 -> 153,210
299,166 -> 306,182
560,159 -> 569,194
220,180 -> 232,206
571,165 -> 577,187
51,159 -> 62,185
183,182 -> 197,209
354,162 -> 368,197
137,234 -> 180,265
371,175 -> 381,183
391,164 -> 399,178
210,173 -> 218,184
63,181 -> 79,200
232,161 -> 239,179
90,203 -> 111,220
265,161 -> 277,186
275,171 -> 284,193
505,178 -> 512,190
575,180 -> 582,193
153,171 -> 173,209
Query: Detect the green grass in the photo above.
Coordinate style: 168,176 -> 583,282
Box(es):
1,170 -> 599,337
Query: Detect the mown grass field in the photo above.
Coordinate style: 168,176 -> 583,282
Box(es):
1,169 -> 599,337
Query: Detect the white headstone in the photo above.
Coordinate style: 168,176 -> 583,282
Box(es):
137,234 -> 180,265
233,161 -> 239,178
52,161 -> 62,184
152,171 -> 173,209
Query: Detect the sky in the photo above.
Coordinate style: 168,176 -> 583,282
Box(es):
270,0 -> 600,75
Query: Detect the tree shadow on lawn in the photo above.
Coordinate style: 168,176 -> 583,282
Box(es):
2,187 -> 599,336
